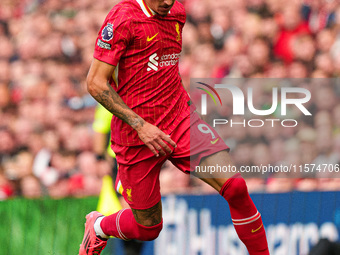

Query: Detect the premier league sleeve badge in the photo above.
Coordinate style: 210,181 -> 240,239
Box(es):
97,23 -> 113,50
101,23 -> 114,42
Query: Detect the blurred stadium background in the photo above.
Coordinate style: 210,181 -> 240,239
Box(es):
1,0 -> 340,254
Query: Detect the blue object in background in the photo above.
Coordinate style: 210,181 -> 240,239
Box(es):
113,191 -> 340,255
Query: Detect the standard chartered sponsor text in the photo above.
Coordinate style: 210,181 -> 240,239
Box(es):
159,53 -> 180,67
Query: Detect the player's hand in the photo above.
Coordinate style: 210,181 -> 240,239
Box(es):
136,122 -> 177,157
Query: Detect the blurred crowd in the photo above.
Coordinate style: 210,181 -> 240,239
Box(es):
1,0 -> 340,200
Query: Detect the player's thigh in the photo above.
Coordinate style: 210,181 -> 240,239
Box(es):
117,160 -> 163,207
171,112 -> 229,172
171,150 -> 234,193
196,150 -> 236,192
117,161 -> 164,226
170,113 -> 233,190
113,144 -> 166,223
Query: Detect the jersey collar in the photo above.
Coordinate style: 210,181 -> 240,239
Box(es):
136,0 -> 156,17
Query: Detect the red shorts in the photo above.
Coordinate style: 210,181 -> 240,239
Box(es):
112,111 -> 228,209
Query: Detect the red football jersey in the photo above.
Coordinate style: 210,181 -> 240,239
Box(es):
94,0 -> 190,146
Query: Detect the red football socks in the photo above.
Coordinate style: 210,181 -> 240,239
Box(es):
100,209 -> 162,241
220,173 -> 270,255
99,174 -> 269,254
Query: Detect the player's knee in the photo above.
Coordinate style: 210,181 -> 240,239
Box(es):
136,220 -> 163,241
229,177 -> 248,199
220,174 -> 249,203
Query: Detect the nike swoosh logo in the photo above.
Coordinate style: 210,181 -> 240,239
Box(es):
252,224 -> 263,233
147,33 -> 159,42
211,138 -> 219,144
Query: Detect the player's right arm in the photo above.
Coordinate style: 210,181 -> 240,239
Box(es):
87,59 -> 176,157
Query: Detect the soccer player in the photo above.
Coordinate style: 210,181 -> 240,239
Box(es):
79,0 -> 270,254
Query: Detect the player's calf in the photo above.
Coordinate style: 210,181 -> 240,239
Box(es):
220,173 -> 270,255
94,202 -> 163,242
134,220 -> 163,241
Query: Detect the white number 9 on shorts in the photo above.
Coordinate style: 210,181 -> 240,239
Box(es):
197,124 -> 216,139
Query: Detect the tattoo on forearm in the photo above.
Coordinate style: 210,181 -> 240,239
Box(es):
92,83 -> 144,129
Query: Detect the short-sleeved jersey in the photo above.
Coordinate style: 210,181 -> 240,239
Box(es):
94,0 -> 190,146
